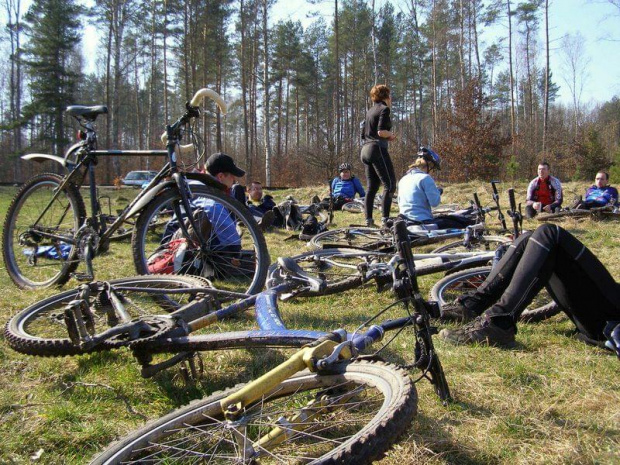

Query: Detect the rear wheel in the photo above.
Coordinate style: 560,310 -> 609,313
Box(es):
267,248 -> 393,296
309,227 -> 393,251
2,173 -> 85,288
91,360 -> 418,465
430,266 -> 561,323
4,275 -> 209,356
132,184 -> 269,295
430,235 -> 510,254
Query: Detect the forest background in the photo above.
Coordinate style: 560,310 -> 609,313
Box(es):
1,0 -> 619,187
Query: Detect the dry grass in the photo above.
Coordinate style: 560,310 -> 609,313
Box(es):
0,183 -> 618,464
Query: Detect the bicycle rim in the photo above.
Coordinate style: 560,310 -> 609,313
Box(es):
430,235 -> 510,253
2,173 -> 85,288
4,275 -> 209,356
430,266 -> 560,323
267,248 -> 392,296
309,227 -> 392,251
91,360 -> 418,464
132,184 -> 269,295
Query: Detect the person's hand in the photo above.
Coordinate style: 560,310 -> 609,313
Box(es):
543,204 -> 552,213
437,187 -> 444,195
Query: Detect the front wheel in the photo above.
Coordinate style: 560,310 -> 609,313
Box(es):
309,227 -> 393,251
430,266 -> 561,323
2,173 -> 86,288
91,360 -> 418,465
132,184 -> 269,295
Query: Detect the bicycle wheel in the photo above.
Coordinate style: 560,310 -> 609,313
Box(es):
132,184 -> 269,295
309,227 -> 393,251
536,209 -> 590,221
430,266 -> 561,323
430,235 -> 510,254
4,275 -> 209,357
91,360 -> 417,465
267,248 -> 393,296
2,173 -> 86,288
341,201 -> 364,213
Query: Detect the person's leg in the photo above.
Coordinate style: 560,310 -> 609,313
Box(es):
432,214 -> 475,229
374,147 -> 397,221
361,144 -> 380,224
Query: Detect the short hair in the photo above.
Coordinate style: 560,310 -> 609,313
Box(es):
370,85 -> 390,103
597,171 -> 609,180
539,161 -> 550,169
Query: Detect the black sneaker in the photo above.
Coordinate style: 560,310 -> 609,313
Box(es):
439,300 -> 478,323
439,314 -> 517,348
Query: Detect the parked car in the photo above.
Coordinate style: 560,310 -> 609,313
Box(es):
122,170 -> 158,187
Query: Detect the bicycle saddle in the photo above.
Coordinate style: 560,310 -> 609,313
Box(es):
277,257 -> 326,293
66,105 -> 109,121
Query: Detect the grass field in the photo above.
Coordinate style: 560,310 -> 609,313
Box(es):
0,181 -> 618,464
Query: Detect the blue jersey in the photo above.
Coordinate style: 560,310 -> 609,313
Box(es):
331,176 -> 365,199
585,185 -> 618,206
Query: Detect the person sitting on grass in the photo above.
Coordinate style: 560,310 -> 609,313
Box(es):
397,147 -> 474,230
317,163 -> 366,210
438,223 -> 620,357
525,161 -> 563,218
572,171 -> 618,209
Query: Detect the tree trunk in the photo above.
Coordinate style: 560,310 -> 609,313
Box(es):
262,0 -> 272,185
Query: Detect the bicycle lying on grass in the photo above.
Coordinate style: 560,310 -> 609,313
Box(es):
2,88 -> 269,294
6,220 -> 450,463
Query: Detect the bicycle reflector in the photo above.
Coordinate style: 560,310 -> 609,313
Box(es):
603,321 -> 620,359
77,130 -> 87,141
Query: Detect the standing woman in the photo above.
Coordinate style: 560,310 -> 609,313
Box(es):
360,84 -> 397,227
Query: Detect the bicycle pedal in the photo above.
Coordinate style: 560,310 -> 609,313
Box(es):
72,272 -> 94,282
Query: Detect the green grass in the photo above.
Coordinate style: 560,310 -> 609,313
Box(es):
0,182 -> 618,463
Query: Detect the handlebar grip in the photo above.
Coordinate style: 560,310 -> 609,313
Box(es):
190,88 -> 227,115
508,188 -> 516,211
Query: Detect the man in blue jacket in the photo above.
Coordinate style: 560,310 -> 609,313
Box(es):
573,171 -> 618,209
318,163 -> 366,210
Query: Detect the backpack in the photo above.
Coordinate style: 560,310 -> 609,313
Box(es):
299,213 -> 327,241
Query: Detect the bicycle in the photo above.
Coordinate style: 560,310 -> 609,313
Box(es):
6,220 -> 451,463
2,89 -> 269,294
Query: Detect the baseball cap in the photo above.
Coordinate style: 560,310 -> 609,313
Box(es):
205,152 -> 246,177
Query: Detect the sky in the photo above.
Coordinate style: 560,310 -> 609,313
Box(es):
7,0 -> 620,107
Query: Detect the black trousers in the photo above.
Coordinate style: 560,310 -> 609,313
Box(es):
360,142 -> 396,221
460,224 -> 620,340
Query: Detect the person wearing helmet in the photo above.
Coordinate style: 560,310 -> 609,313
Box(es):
398,147 -> 474,229
315,163 -> 365,210
437,224 -> 620,358
360,84 -> 397,227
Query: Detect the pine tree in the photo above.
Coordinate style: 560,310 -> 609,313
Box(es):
22,0 -> 83,156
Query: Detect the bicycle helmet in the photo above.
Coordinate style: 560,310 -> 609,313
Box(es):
339,162 -> 352,172
417,147 -> 441,170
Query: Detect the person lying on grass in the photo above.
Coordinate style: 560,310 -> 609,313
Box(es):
438,223 -> 620,357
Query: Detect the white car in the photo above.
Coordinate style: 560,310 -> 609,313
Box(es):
122,170 -> 158,187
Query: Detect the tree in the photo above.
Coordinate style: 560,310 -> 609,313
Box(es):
560,32 -> 590,138
22,0 -> 83,156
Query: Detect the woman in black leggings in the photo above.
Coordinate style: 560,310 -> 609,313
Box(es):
439,223 -> 620,355
360,84 -> 397,227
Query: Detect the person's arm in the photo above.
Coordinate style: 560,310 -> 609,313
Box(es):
354,177 -> 365,197
330,178 -> 339,197
376,106 -> 396,141
550,178 -> 563,209
422,176 -> 442,208
608,187 -> 618,205
526,179 -> 536,206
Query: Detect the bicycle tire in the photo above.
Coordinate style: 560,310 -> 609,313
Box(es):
4,275 -> 209,357
309,227 -> 393,251
536,209 -> 591,221
267,248 -> 393,296
91,359 -> 418,465
430,266 -> 561,323
2,173 -> 86,289
430,235 -> 510,254
132,184 -> 269,295
341,202 -> 364,213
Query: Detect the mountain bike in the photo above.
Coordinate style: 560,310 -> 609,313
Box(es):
6,220 -> 451,463
2,89 -> 269,294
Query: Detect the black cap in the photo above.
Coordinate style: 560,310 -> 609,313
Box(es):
205,152 -> 246,177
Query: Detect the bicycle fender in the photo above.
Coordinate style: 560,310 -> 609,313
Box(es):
126,182 -> 174,218
21,153 -> 69,168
